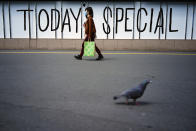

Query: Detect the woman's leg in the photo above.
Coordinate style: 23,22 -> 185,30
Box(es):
74,37 -> 87,60
95,44 -> 102,56
78,37 -> 88,57
95,44 -> 104,60
79,41 -> 85,57
92,37 -> 103,60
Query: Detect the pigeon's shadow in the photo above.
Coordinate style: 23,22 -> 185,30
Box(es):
115,101 -> 152,106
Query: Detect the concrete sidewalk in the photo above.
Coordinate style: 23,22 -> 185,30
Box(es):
0,50 -> 196,131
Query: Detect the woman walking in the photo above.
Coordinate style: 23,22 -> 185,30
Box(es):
74,7 -> 104,60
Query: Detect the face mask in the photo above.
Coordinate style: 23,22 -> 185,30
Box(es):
85,12 -> 88,17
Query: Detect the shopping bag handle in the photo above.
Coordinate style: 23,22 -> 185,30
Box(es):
88,36 -> 91,42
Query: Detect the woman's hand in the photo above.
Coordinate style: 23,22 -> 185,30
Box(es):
83,23 -> 86,28
84,34 -> 90,40
84,34 -> 88,38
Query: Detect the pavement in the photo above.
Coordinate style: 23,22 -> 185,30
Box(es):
0,50 -> 196,131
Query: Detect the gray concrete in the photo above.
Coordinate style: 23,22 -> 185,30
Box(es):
0,50 -> 196,131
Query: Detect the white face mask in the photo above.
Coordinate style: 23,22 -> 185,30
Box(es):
85,11 -> 88,17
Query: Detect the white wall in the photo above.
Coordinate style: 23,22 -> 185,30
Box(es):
166,2 -> 187,39
62,1 -> 81,39
113,1 -> 134,39
140,2 -> 160,39
36,2 -> 55,38
1,2 -> 11,38
10,2 -> 29,38
193,2 -> 196,39
0,1 -> 195,40
0,2 -> 4,38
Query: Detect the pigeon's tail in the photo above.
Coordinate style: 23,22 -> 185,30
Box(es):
113,95 -> 121,100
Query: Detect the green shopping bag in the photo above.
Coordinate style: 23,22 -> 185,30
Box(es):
84,40 -> 95,56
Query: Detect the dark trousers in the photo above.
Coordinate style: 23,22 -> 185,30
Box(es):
79,36 -> 102,57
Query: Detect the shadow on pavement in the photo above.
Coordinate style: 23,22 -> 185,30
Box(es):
115,101 -> 153,106
83,57 -> 117,61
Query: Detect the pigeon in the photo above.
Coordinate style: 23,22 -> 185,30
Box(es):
113,80 -> 152,105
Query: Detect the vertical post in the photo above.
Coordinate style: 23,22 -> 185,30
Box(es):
165,2 -> 168,40
28,2 -> 31,39
132,0 -> 135,39
191,2 -> 195,40
8,1 -> 12,39
35,1 -> 38,39
139,0 -> 141,39
28,2 -> 31,49
159,2 -> 161,40
35,1 -> 38,48
55,2 -> 57,39
113,0 -> 115,39
107,1 -> 109,39
2,2 -> 6,39
61,0 -> 63,39
185,2 -> 188,40
81,1 -> 83,39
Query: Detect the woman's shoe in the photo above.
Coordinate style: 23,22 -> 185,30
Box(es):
74,55 -> 82,60
96,55 -> 104,61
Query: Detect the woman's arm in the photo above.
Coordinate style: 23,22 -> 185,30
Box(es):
85,19 -> 88,36
84,17 -> 93,39
88,17 -> 92,38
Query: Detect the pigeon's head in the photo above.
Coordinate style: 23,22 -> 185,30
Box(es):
140,80 -> 152,90
145,80 -> 152,85
113,96 -> 118,100
145,80 -> 152,86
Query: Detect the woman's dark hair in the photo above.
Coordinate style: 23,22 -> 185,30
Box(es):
85,7 -> 93,17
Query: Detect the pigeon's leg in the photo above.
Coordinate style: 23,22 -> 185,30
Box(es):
126,98 -> 129,105
133,99 -> 137,105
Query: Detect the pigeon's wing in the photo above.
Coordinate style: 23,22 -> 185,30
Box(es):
120,88 -> 142,98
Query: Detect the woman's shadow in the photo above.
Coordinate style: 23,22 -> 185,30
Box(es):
84,57 -> 117,61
